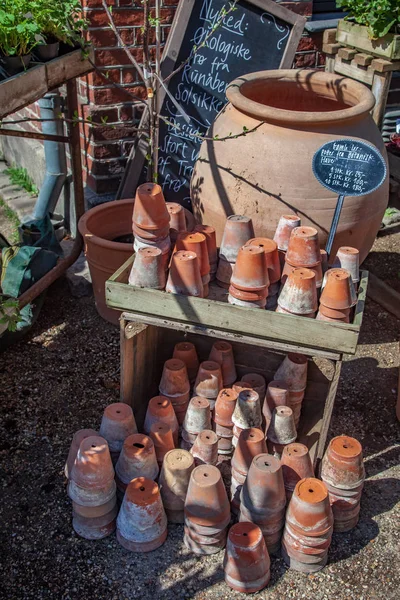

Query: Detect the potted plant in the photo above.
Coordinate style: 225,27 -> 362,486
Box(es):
0,1 -> 43,75
336,0 -> 400,59
29,0 -> 88,61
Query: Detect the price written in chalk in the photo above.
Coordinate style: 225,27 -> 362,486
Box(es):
312,139 -> 387,197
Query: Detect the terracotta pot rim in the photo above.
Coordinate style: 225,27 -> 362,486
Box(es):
78,199 -> 134,252
226,70 -> 375,126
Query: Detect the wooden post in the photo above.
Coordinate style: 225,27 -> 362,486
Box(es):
120,317 -> 136,406
315,358 -> 343,473
371,71 -> 393,128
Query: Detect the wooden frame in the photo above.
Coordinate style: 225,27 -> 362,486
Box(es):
117,0 -> 306,199
119,316 -> 342,470
106,254 -> 368,360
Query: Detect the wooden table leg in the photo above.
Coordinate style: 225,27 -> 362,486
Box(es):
120,316 -> 136,406
315,357 -> 343,474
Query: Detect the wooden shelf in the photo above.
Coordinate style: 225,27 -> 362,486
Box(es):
0,47 -> 94,120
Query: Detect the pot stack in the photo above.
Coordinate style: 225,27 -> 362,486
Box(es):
217,215 -> 254,288
193,361 -> 223,411
244,238 -> 281,310
159,449 -> 195,523
266,406 -> 297,458
132,183 -> 171,269
159,358 -> 191,425
175,231 -> 211,296
317,268 -> 357,323
181,396 -> 212,451
228,245 -> 269,309
184,465 -> 231,554
213,388 -> 239,455
321,435 -> 365,532
240,454 -> 286,554
68,435 -> 117,540
282,477 -> 334,573
231,428 -> 267,515
274,353 -> 308,427
232,389 -> 263,447
332,246 -> 360,291
282,226 -> 323,291
115,433 -> 159,499
99,403 -> 138,465
277,268 -> 318,318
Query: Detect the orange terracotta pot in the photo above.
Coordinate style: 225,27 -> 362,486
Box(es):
70,435 -> 115,489
332,246 -> 360,283
173,341 -> 199,383
224,522 -> 270,593
115,433 -> 159,487
316,310 -> 349,323
78,199 -> 135,324
190,430 -> 219,466
192,70 -> 388,262
193,361 -> 223,400
281,443 -> 314,499
65,428 -> 98,479
232,428 -> 267,476
166,202 -> 186,242
143,396 -> 179,446
159,358 -> 190,398
159,449 -> 195,523
132,182 -> 169,231
320,268 -> 357,310
274,353 -> 308,392
282,259 -> 323,288
319,304 -> 351,320
228,284 -> 268,302
129,247 -> 166,290
244,237 -> 280,284
166,250 -> 204,297
286,226 -> 321,267
231,246 -> 269,291
278,267 -> 318,314
219,215 -> 255,263
149,422 -> 175,466
263,381 -> 289,426
208,341 -> 237,387
214,388 -> 238,427
286,478 -> 333,535
274,215 -> 301,251
321,435 -> 365,489
185,464 -> 230,527
175,231 -> 210,277
99,403 -> 138,456
194,224 -> 218,267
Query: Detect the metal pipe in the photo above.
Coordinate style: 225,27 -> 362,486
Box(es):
32,93 -> 68,220
325,194 -> 345,258
0,129 -> 68,143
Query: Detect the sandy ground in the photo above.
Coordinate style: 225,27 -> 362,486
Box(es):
0,231 -> 399,600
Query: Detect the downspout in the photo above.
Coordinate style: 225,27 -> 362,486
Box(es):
31,92 -> 67,220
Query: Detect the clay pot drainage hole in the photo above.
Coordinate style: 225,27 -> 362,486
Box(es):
140,486 -> 146,491
133,443 -> 145,449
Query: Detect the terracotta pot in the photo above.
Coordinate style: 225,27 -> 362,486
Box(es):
172,341 -> 199,383
143,396 -> 179,446
286,227 -> 321,267
193,361 -> 223,401
192,69 -> 388,262
263,381 -> 289,427
166,202 -> 186,242
319,304 -> 351,320
185,464 -> 230,526
244,238 -> 280,284
149,422 -> 176,466
72,496 -> 116,519
116,477 -> 167,552
316,310 -> 349,323
166,250 -> 204,297
78,199 -> 135,324
321,435 -> 365,489
99,403 -> 138,456
208,341 -> 237,386
231,246 -> 269,291
232,428 -> 268,477
320,268 -> 356,310
72,505 -> 117,540
194,224 -> 218,268
133,234 -> 171,270
228,294 -> 266,309
159,449 -> 195,523
278,267 -> 318,315
267,406 -> 297,448
68,477 -> 116,507
219,215 -> 255,263
286,478 -> 333,535
274,215 -> 301,251
159,358 -> 190,399
281,443 -> 314,499
175,231 -> 210,277
183,396 -> 211,434
216,256 -> 234,288
115,433 -> 159,487
332,246 -> 360,283
214,388 -> 238,426
191,430 -> 219,466
65,428 -> 98,479
70,435 -> 114,490
274,353 -> 308,392
228,285 -> 268,302
282,259 -> 323,289
132,182 -> 169,231
241,373 -> 266,400
232,389 -> 262,431
224,522 -> 270,593
129,247 -> 166,289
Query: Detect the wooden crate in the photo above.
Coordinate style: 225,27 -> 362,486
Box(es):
336,20 -> 400,61
106,254 -> 368,360
119,317 -> 341,470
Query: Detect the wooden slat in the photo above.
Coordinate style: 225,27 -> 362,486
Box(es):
0,65 -> 47,120
372,72 -> 392,128
337,20 -> 400,60
46,47 -> 95,89
333,57 -> 374,86
370,58 -> 400,73
314,358 -> 342,472
338,47 -> 357,61
353,271 -> 368,327
322,43 -> 341,55
323,29 -> 337,45
353,53 -> 373,67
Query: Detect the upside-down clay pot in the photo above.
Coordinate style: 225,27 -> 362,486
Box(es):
232,389 -> 263,433
241,373 -> 266,401
117,477 -> 167,552
65,428 -> 98,479
99,403 -> 138,460
159,358 -> 190,398
129,247 -> 166,290
166,251 -> 204,297
282,259 -> 323,289
191,430 -> 219,466
175,231 -> 210,277
219,215 -> 255,263
159,449 -> 195,523
278,268 -> 318,315
332,246 -> 360,283
78,199 -> 135,324
231,428 -> 267,512
193,361 -> 223,407
286,227 -> 321,267
320,268 -> 357,310
149,422 -> 176,466
281,443 -> 314,499
70,436 -> 115,490
231,246 -> 269,291
194,224 -> 218,272
267,406 -> 297,457
115,433 -> 159,489
244,237 -> 280,284
208,341 -> 237,386
191,69 -> 388,260
224,522 -> 271,593
173,341 -> 199,383
274,353 -> 308,392
166,202 -> 186,242
185,464 -> 230,527
274,215 -> 301,251
144,396 -> 179,446
214,388 -> 238,454
132,182 -> 169,231
263,381 -> 289,427
183,397 -> 211,435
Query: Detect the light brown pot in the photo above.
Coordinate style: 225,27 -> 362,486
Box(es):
191,70 -> 388,261
78,199 -> 134,325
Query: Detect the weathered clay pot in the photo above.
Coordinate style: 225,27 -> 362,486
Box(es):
191,70 -> 388,261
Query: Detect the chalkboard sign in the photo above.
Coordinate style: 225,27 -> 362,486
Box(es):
118,0 -> 306,204
312,139 -> 387,197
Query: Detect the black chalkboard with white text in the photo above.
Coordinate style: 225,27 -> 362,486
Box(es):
118,0 -> 305,205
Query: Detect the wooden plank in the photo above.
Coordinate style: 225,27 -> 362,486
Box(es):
372,72 -> 392,128
353,271 -> 368,328
337,19 -> 400,60
120,317 -> 135,407
0,64 -> 47,120
367,272 -> 400,320
322,43 -> 341,55
46,47 -> 95,89
333,57 -> 374,86
325,55 -> 336,74
314,358 -> 342,472
323,29 -> 337,45
338,47 -> 357,61
370,58 -> 400,73
353,53 -> 373,67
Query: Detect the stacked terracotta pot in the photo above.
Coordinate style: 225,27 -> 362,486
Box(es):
231,388 -> 263,447
282,226 -> 323,291
166,202 -> 186,244
117,477 -> 167,552
159,449 -> 195,523
174,231 -> 211,296
282,477 -> 334,573
274,353 -> 308,427
68,435 -> 117,539
224,522 -> 271,593
193,360 -> 223,411
115,433 -> 159,499
273,214 -> 301,269
132,183 -> 171,270
266,406 -> 297,457
332,246 -> 360,291
213,388 -> 238,455
231,428 -> 267,515
99,403 -> 138,464
228,245 -> 269,309
195,224 -> 218,281
143,396 -> 179,446
184,465 -> 231,554
217,215 -> 254,288
173,341 -> 199,384
240,453 -> 286,554
244,237 -> 281,310
277,267 -> 318,318
321,435 -> 365,532
159,358 -> 191,425
281,442 -> 314,500
317,268 -> 357,323
181,396 -> 212,450
208,341 -> 237,387
262,381 -> 289,430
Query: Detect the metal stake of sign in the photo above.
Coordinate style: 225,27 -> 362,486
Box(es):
312,139 -> 387,259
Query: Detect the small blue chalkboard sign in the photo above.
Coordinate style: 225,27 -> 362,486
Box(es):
312,139 -> 387,255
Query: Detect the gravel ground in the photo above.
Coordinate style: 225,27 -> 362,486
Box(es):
0,233 -> 399,600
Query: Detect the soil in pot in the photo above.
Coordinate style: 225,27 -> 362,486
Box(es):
0,54 -> 31,76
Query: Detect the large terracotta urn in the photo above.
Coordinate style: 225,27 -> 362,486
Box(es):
191,70 -> 388,262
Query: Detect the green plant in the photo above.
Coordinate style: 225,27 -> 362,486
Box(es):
5,165 -> 38,196
337,0 -> 400,39
29,0 -> 88,46
0,296 -> 21,332
0,1 -> 43,57
0,198 -> 20,244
